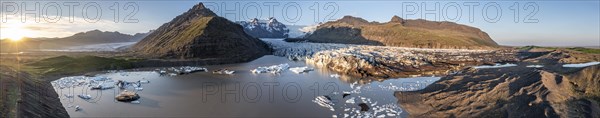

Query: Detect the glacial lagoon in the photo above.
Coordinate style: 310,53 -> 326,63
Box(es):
52,55 -> 440,117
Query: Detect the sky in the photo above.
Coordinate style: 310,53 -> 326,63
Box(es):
0,0 -> 599,47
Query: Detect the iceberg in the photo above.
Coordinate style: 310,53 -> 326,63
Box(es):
526,65 -> 544,68
77,94 -> 92,100
330,74 -> 341,78
562,62 -> 600,68
289,66 -> 314,74
213,69 -> 235,75
251,63 -> 290,74
312,96 -> 335,111
473,63 -> 517,69
74,105 -> 82,111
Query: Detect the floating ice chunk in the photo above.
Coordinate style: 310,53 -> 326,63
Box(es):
473,63 -> 517,69
139,80 -> 150,84
312,96 -> 335,111
251,63 -> 290,74
75,105 -> 81,111
330,74 -> 340,78
526,65 -> 544,68
90,82 -> 115,90
78,94 -> 92,100
91,76 -> 109,81
563,62 -> 600,68
289,66 -> 314,74
213,69 -> 235,75
130,100 -> 141,104
345,97 -> 355,104
135,87 -> 144,91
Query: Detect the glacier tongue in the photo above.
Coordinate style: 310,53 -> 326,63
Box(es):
262,39 -> 518,78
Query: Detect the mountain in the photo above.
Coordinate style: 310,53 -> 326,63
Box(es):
292,15 -> 499,49
0,30 -> 151,52
131,3 -> 271,60
237,17 -> 289,38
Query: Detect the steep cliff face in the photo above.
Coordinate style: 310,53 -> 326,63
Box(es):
237,17 -> 290,38
131,3 -> 271,60
395,65 -> 600,117
302,15 -> 499,49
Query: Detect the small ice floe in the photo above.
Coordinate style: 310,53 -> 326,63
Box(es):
526,65 -> 544,68
213,69 -> 235,75
562,62 -> 600,68
138,80 -> 150,84
330,74 -> 341,78
77,94 -> 92,100
251,63 -> 290,74
170,66 -> 208,75
74,105 -> 82,111
135,87 -> 144,91
130,100 -> 141,104
90,82 -> 115,90
312,96 -> 335,111
289,66 -> 314,74
345,97 -> 355,104
64,94 -> 74,98
473,63 -> 517,69
91,76 -> 109,81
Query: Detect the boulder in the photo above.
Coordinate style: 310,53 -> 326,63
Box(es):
115,91 -> 140,102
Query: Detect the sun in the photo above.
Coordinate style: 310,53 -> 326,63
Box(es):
8,35 -> 23,41
2,22 -> 29,42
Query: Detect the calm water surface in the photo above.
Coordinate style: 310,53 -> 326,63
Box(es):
52,55 -> 439,117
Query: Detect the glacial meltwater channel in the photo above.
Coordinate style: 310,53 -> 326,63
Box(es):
51,55 -> 440,117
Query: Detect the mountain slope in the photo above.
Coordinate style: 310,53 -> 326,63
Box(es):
299,15 -> 499,49
131,3 -> 271,60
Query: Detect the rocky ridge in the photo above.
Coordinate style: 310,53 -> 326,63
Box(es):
294,15 -> 499,49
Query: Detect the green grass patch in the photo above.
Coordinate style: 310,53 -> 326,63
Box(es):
567,47 -> 600,54
516,45 -> 557,50
518,46 -> 599,54
26,55 -> 138,75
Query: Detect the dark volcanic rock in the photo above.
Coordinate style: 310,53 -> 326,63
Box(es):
395,65 -> 600,117
358,103 -> 370,111
301,15 -> 499,49
131,3 -> 271,60
237,17 -> 290,38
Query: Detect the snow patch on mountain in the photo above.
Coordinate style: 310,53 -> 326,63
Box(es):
237,17 -> 289,38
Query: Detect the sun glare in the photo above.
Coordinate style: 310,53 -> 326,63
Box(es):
2,21 -> 30,42
9,36 -> 23,41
